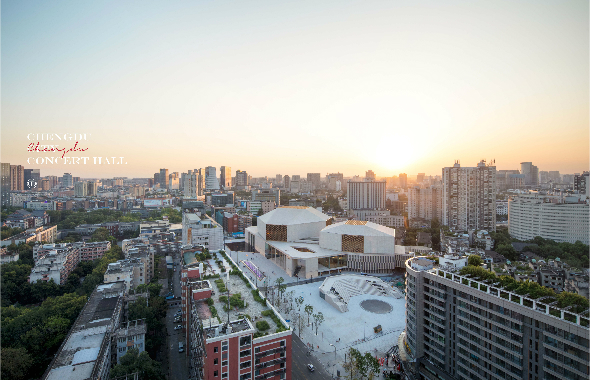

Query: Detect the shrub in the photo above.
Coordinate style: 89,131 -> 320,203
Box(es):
206,298 -> 214,306
210,305 -> 218,318
256,320 -> 270,331
252,290 -> 266,305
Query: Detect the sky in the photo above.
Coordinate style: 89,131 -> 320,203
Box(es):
1,0 -> 588,178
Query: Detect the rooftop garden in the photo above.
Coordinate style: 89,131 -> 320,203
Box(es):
456,265 -> 589,324
201,250 -> 289,338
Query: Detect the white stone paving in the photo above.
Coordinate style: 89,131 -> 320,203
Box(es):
282,281 -> 406,377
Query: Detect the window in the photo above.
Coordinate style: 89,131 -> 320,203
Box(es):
222,374 -> 228,379
214,346 -> 219,353
240,361 -> 251,369
280,341 -> 285,347
255,347 -> 260,353
240,349 -> 251,358
222,342 -> 228,351
214,358 -> 218,365
214,370 -> 218,377
240,336 -> 251,347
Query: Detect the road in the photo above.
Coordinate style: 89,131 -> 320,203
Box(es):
292,333 -> 334,380
165,251 -> 187,380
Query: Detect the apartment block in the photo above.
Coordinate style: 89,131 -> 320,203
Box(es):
220,166 -> 232,189
404,257 -> 589,380
408,186 -> 443,221
182,213 -> 224,250
30,243 -> 80,284
442,160 -> 496,232
508,194 -> 589,245
347,181 -> 386,210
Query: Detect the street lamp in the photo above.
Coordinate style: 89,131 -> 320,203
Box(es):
364,322 -> 366,341
329,343 -> 337,379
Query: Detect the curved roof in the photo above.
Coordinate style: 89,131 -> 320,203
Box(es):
258,206 -> 330,225
321,220 -> 396,237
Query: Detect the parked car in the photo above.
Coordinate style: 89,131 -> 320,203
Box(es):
178,342 -> 184,353
307,364 -> 315,372
174,325 -> 182,330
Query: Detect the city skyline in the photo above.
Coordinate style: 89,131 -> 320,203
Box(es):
2,1 -> 588,178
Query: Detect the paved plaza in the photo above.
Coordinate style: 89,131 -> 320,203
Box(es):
281,281 -> 406,377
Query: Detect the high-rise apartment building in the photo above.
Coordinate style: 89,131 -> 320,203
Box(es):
404,256 -> 589,380
236,170 -> 249,188
275,174 -> 283,187
46,176 -> 59,188
574,171 -> 589,194
87,181 -> 97,197
184,170 -> 197,198
442,160 -> 496,231
307,173 -> 321,190
408,186 -> 443,221
365,170 -> 376,181
399,173 -> 408,189
204,166 -> 219,191
417,173 -> 425,184
520,162 -> 539,186
1,163 -> 10,207
496,170 -> 522,191
548,171 -> 561,182
283,175 -> 290,190
74,181 -> 88,197
62,172 -> 73,188
153,172 -> 160,187
24,169 -> 41,190
347,181 -> 386,210
10,165 -> 24,190
219,166 -> 231,189
291,175 -> 300,182
159,168 -> 169,189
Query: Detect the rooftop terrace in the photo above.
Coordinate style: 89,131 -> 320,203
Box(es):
411,258 -> 590,328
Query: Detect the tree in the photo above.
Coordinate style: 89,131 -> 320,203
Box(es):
496,244 -> 518,261
304,304 -> 313,325
312,312 -> 324,335
1,347 -> 33,380
90,227 -> 115,243
257,208 -> 264,216
275,277 -> 286,306
295,296 -> 304,312
110,348 -> 165,380
344,348 -> 380,379
468,255 -> 483,267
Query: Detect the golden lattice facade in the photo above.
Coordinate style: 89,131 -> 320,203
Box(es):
345,220 -> 367,225
342,234 -> 364,253
265,224 -> 287,241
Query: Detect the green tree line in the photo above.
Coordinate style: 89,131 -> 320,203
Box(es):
1,244 -> 124,379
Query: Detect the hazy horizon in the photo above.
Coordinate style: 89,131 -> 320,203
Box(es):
2,1 -> 588,178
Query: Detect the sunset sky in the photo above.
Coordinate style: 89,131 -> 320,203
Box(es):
2,0 -> 588,178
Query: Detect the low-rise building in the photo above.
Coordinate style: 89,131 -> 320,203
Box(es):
182,213 -> 224,250
30,244 -> 80,284
75,241 -> 112,261
113,319 -> 147,363
103,258 -> 147,290
41,282 -> 127,380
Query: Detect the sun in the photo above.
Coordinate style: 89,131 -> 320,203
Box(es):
368,141 -> 417,173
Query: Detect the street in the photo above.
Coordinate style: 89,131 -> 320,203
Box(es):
292,333 -> 334,380
164,252 -> 187,380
